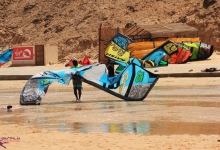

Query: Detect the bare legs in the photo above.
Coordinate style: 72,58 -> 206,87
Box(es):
74,87 -> 82,101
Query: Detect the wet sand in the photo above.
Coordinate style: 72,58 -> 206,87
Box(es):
0,78 -> 220,149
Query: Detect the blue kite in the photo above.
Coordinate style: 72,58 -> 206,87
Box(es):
0,48 -> 13,67
20,62 -> 159,105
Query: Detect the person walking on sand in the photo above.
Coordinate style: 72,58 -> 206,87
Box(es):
71,58 -> 83,101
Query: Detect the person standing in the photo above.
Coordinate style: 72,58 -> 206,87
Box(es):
71,58 -> 83,101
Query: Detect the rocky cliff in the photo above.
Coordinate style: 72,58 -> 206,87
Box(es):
0,0 -> 219,61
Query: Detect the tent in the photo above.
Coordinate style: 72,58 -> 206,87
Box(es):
65,55 -> 92,67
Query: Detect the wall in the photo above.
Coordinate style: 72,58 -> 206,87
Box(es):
11,46 -> 35,66
44,44 -> 58,65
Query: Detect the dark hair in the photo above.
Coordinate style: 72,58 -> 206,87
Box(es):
72,59 -> 78,66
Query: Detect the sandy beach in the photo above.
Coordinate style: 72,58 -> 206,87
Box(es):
0,0 -> 220,148
1,77 -> 220,150
0,123 -> 220,150
0,51 -> 220,150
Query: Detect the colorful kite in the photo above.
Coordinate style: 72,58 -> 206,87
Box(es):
161,42 -> 192,64
111,33 -> 133,50
105,33 -> 133,63
180,42 -> 214,61
140,40 -> 175,67
0,48 -> 13,67
140,40 -> 195,67
20,62 -> 159,105
105,33 -> 137,73
138,40 -> 213,66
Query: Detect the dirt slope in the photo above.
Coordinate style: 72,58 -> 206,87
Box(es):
0,0 -> 219,61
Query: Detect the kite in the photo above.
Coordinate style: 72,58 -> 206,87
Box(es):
105,33 -> 133,63
111,33 -> 133,50
135,40 -> 213,66
126,38 -> 199,59
180,42 -> 214,61
140,40 -> 175,67
113,31 -> 213,67
105,33 -> 136,73
127,39 -> 213,66
20,62 -> 159,105
162,42 -> 192,64
0,48 -> 13,67
140,40 -> 194,66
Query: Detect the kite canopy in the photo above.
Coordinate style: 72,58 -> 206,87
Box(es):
105,33 -> 133,63
20,63 -> 159,105
141,40 -> 175,67
126,39 -> 213,67
182,42 -> 214,61
0,48 -> 13,67
140,40 -> 214,66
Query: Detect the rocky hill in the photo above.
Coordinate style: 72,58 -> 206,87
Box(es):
0,0 -> 219,62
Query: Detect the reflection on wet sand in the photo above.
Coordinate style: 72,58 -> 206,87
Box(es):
2,111 -> 220,135
1,84 -> 220,136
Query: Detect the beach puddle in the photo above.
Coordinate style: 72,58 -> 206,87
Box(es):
1,84 -> 220,135
1,111 -> 220,135
1,99 -> 220,135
